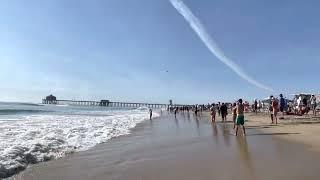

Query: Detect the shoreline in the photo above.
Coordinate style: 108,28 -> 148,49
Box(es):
0,108 -> 161,179
12,112 -> 320,180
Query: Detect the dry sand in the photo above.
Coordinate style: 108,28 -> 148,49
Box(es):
245,112 -> 320,153
12,112 -> 320,180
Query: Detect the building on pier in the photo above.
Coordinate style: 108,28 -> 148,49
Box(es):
46,94 -> 56,101
43,94 -> 57,104
100,100 -> 110,106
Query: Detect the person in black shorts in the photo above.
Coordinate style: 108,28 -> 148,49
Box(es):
220,103 -> 228,122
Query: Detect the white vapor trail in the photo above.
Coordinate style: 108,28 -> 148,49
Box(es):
169,0 -> 274,92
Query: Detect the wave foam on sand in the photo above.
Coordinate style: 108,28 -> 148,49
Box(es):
0,108 -> 159,178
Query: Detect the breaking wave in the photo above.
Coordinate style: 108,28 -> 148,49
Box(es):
0,108 -> 159,178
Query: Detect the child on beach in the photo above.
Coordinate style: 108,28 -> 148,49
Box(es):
235,99 -> 246,136
232,103 -> 237,129
210,104 -> 216,122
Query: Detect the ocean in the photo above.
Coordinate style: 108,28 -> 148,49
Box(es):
0,102 -> 159,178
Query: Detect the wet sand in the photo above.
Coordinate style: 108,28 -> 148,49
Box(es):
14,112 -> 320,180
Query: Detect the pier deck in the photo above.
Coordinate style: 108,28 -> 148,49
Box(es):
42,99 -> 183,109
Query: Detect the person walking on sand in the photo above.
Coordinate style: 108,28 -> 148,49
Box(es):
271,96 -> 279,124
269,96 -> 274,123
194,105 -> 199,117
310,94 -> 317,116
220,103 -> 228,122
210,104 -> 216,122
149,108 -> 153,120
279,94 -> 286,119
254,99 -> 258,114
258,100 -> 262,112
235,99 -> 246,136
217,102 -> 221,116
232,103 -> 237,129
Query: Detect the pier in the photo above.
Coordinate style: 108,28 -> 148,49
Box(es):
42,95 -> 186,109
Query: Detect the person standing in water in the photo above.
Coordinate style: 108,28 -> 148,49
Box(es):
174,107 -> 178,118
235,99 -> 246,136
194,105 -> 198,117
210,104 -> 216,122
149,108 -> 153,120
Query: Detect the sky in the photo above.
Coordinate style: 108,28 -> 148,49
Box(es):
1,0 -> 320,104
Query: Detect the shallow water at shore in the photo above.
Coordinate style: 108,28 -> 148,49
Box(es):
14,112 -> 320,180
0,102 -> 158,178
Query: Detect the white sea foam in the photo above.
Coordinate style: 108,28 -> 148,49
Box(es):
55,104 -> 69,107
0,108 -> 159,178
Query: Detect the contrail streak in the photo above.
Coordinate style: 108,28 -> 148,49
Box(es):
169,0 -> 274,92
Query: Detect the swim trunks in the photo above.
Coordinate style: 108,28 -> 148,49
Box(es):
236,115 -> 245,125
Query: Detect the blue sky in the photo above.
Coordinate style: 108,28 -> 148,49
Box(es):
1,0 -> 320,104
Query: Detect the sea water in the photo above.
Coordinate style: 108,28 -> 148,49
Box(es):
0,102 -> 159,178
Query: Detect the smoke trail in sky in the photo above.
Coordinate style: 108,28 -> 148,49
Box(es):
169,0 -> 274,92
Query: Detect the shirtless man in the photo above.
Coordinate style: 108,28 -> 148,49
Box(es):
232,103 -> 237,129
235,99 -> 246,136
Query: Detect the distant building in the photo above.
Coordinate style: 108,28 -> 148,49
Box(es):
100,100 -> 110,106
169,100 -> 173,106
46,94 -> 57,101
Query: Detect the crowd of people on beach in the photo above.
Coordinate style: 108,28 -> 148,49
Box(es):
151,93 -> 318,136
207,100 -> 246,136
267,94 -> 318,122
